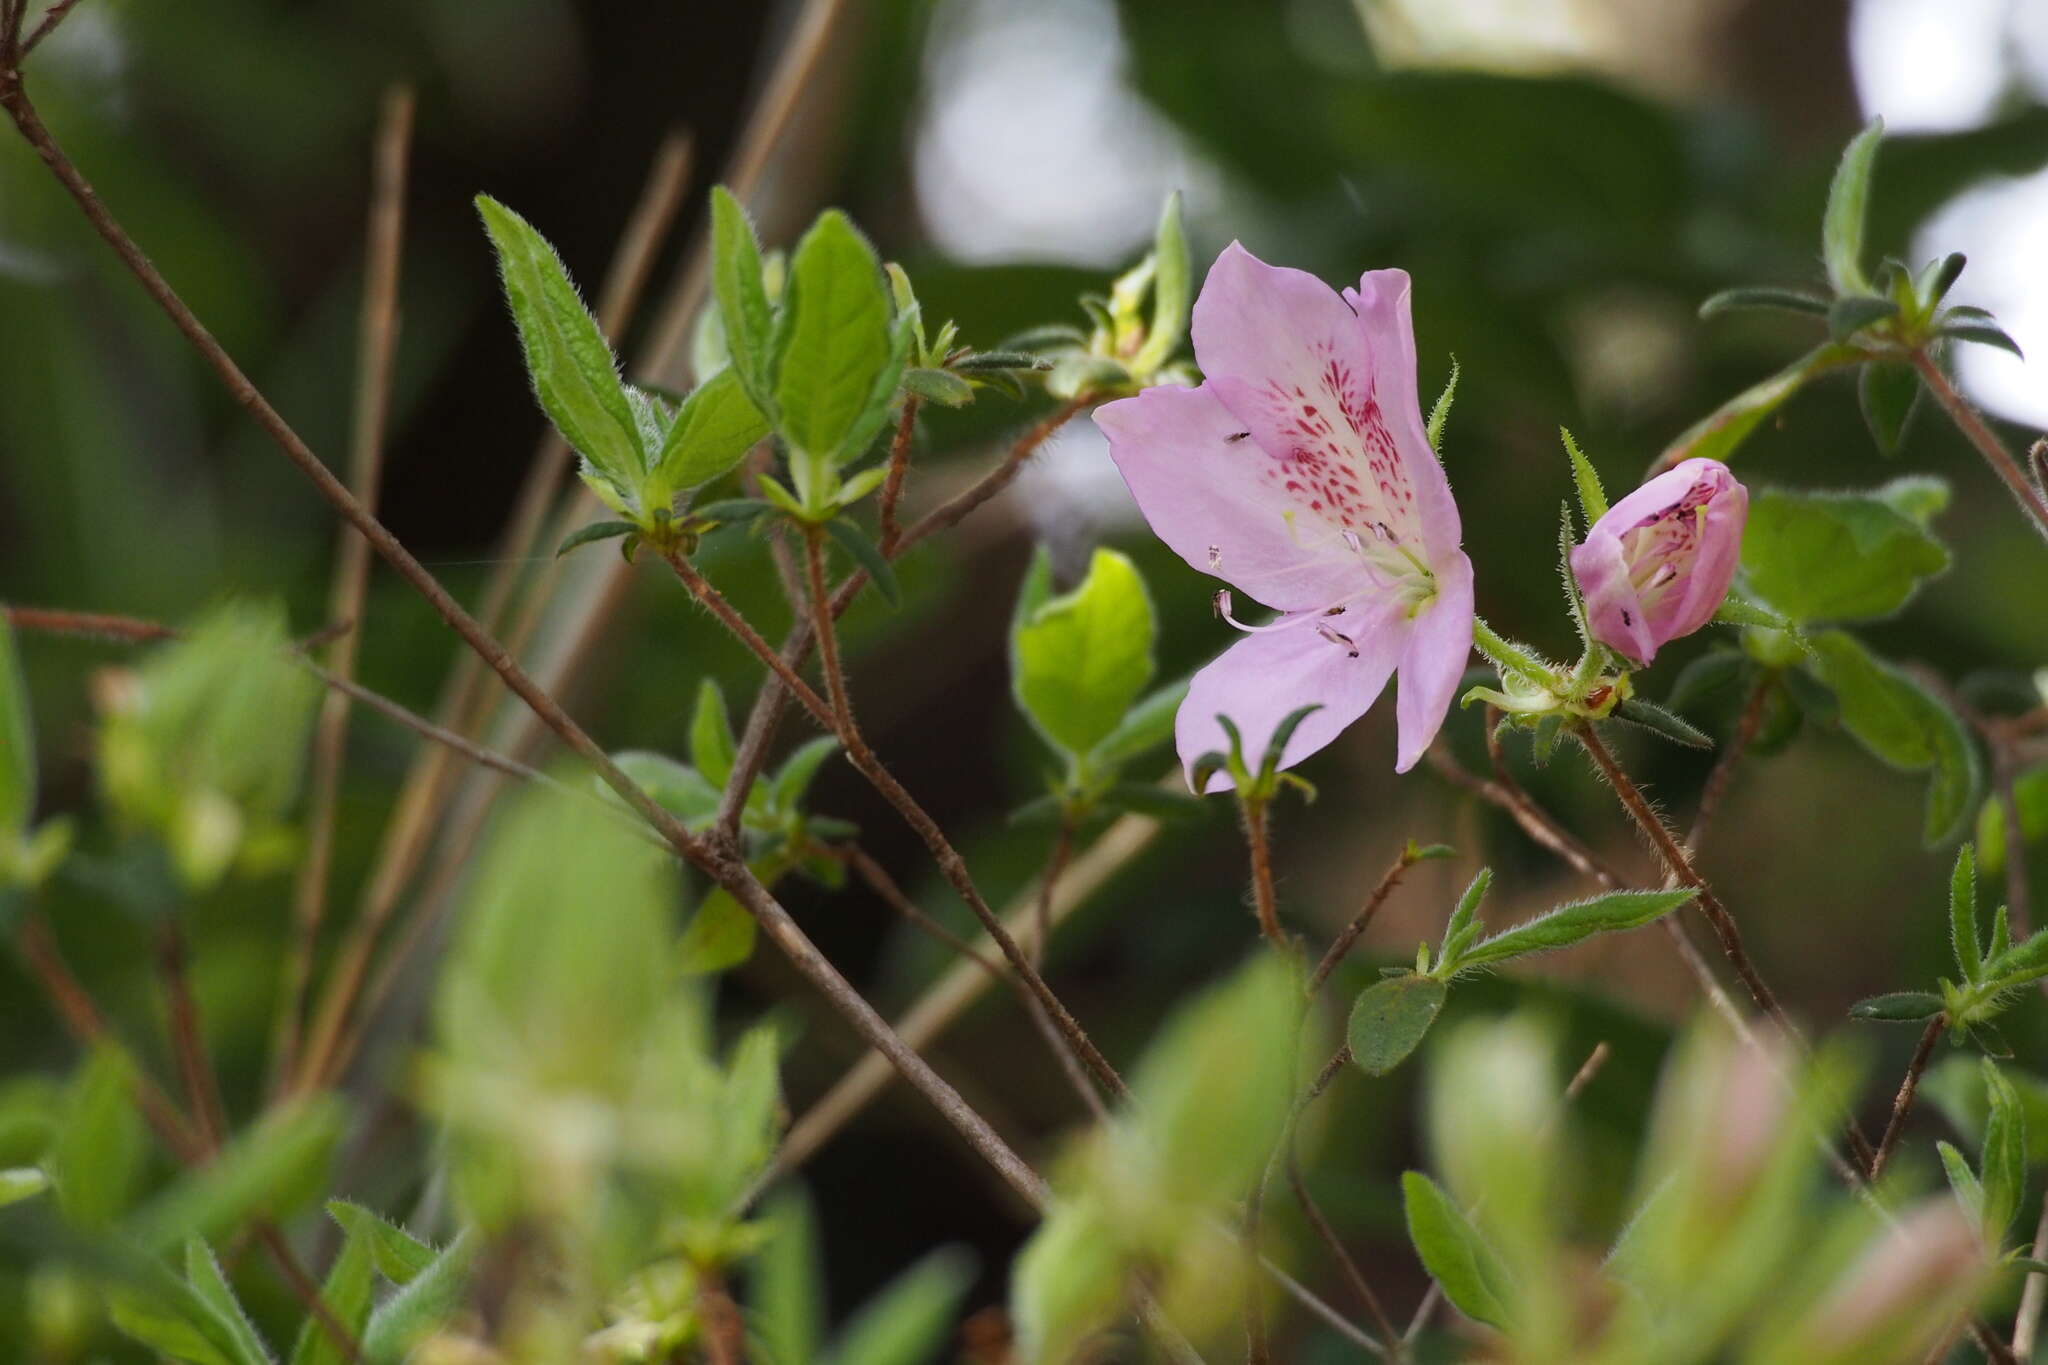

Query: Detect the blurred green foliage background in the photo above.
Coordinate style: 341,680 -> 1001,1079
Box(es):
4,0 -> 2048,1354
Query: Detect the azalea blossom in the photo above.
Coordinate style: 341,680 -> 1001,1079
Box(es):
1569,457 -> 1748,666
1095,243 -> 1475,792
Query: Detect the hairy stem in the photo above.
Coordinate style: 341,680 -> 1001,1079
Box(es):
1308,846 -> 1420,995
1868,1015 -> 1944,1182
1239,797 -> 1285,947
1911,349 -> 2048,541
877,393 -> 921,553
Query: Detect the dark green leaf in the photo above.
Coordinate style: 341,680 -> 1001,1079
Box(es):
1849,991 -> 1945,1022
1099,782 -> 1208,823
51,1046 -> 145,1229
692,497 -> 778,531
1697,286 -> 1831,319
1928,251 -> 1968,303
1942,323 -> 2025,359
1262,704 -> 1324,777
902,367 -> 975,408
951,350 -> 1052,373
709,187 -> 777,410
1952,843 -> 1982,981
326,1201 -> 437,1284
1347,975 -> 1447,1076
1982,1061 -> 2027,1241
1401,1171 -> 1509,1329
775,211 -> 893,463
183,1241 -> 272,1365
1824,120 -> 1885,295
1609,699 -> 1712,749
555,520 -> 638,558
1668,648 -> 1750,716
1939,1140 -> 1985,1227
1559,427 -> 1606,524
126,1099 -> 344,1255
1454,889 -> 1695,970
756,1189 -> 826,1365
288,1223 -> 374,1365
1807,632 -> 1983,845
476,196 -> 644,500
1740,483 -> 1950,623
772,737 -> 841,811
825,518 -> 901,608
1858,360 -> 1922,456
1828,294 -> 1898,340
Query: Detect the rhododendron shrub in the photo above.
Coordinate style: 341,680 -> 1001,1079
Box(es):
4,17 -> 2048,1360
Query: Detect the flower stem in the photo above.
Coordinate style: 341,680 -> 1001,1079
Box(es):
877,393 -> 921,553
1868,1015 -> 1944,1182
1307,847 -> 1420,995
1911,349 -> 2048,541
1238,796 -> 1285,946
1471,617 -> 1556,688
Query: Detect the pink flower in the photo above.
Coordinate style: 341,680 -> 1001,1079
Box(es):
1096,243 -> 1475,792
1569,458 -> 1748,666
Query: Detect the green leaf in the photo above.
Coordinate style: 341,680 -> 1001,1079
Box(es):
361,1231 -> 473,1365
1609,699 -> 1712,750
1656,343 -> 1860,468
476,196 -> 644,501
1132,191 -> 1189,375
1848,991 -> 1945,1022
825,519 -> 901,608
0,1166 -> 46,1207
709,187 -> 777,410
1438,868 -> 1492,964
288,1223 -> 375,1365
1089,678 -> 1189,770
1009,1199 -> 1125,1365
1740,483 -> 1950,624
0,616 -> 31,838
829,1245 -> 976,1365
1858,360 -> 1922,456
756,1188 -> 827,1365
902,367 -> 974,408
678,888 -> 758,976
51,1045 -> 146,1229
1011,548 -> 1157,756
111,1288 -> 248,1365
326,1201 -> 437,1285
1452,889 -> 1696,970
1697,285 -> 1832,318
1559,427 -> 1607,524
606,750 -> 722,828
772,736 -> 841,812
691,680 -> 738,790
1824,119 -> 1884,295
126,1099 -> 344,1255
1098,782 -> 1207,823
1943,322 -> 2025,359
185,1240 -> 273,1365
1806,632 -> 1983,846
1952,843 -> 1982,981
1401,1171 -> 1509,1329
555,519 -> 639,557
1978,766 -> 2048,877
775,211 -> 893,463
652,368 -> 771,501
1939,1140 -> 1986,1227
1827,294 -> 1899,340
1982,1061 -> 2028,1241
1347,975 -> 1448,1076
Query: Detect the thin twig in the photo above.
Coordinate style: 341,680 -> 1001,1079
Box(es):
1868,1015 -> 1944,1182
156,920 -> 227,1153
1034,821 -> 1073,969
839,845 -> 1004,976
1285,1151 -> 1403,1350
1911,349 -> 2048,540
1308,847 -> 1421,996
19,0 -> 79,53
0,74 -> 1048,1210
877,394 -> 921,553
273,85 -> 414,1097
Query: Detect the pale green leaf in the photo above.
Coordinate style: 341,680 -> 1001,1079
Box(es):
775,211 -> 893,462
1012,548 -> 1157,756
1740,483 -> 1950,624
1401,1171 -> 1509,1329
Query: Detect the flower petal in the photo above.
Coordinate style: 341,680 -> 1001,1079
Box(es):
1096,382 -> 1362,611
1342,269 -> 1463,557
1570,531 -> 1657,663
1392,550 -> 1475,772
1176,603 -> 1408,793
1192,242 -> 1437,555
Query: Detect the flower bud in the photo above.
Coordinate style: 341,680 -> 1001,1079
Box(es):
1570,457 -> 1748,665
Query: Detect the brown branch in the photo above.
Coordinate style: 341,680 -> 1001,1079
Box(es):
695,1269 -> 749,1365
3,605 -> 177,642
1034,821 -> 1073,969
273,85 -> 414,1097
838,845 -> 1004,976
1911,349 -> 2048,541
156,921 -> 227,1153
1285,1151 -> 1401,1349
1868,1016 -> 1944,1182
877,394 -> 921,553
0,75 -> 1046,1209
19,0 -> 79,53
1308,846 -> 1421,996
795,526 -> 1127,1102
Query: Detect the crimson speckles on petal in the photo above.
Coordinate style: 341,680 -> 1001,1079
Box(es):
1093,242 -> 1475,791
1570,457 -> 1749,666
